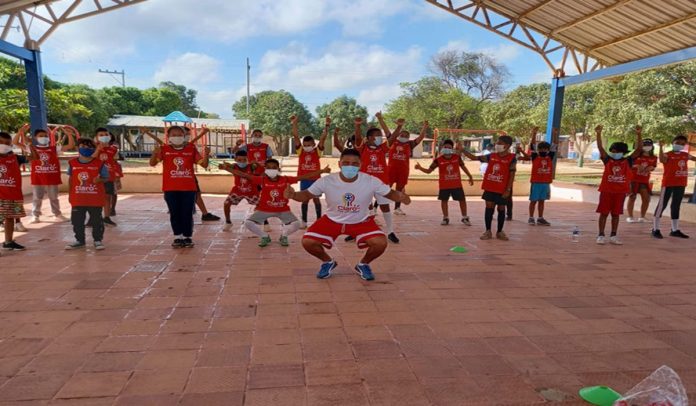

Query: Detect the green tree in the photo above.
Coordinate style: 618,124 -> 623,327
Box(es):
384,77 -> 482,132
482,83 -> 549,141
232,90 -> 314,155
159,81 -> 200,117
430,50 -> 509,101
315,96 -> 368,139
143,87 -> 183,116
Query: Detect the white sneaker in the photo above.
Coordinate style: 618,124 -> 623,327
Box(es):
94,241 -> 105,250
54,214 -> 69,222
637,217 -> 647,223
596,236 -> 606,245
626,217 -> 636,223
30,216 -> 41,224
609,236 -> 623,245
222,223 -> 232,231
394,208 -> 405,216
263,223 -> 272,232
299,221 -> 307,230
15,223 -> 27,232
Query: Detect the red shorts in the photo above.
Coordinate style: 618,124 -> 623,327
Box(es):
630,182 -> 651,195
596,192 -> 626,216
303,215 -> 384,249
388,165 -> 409,188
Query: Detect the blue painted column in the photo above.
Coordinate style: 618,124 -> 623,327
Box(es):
24,49 -> 48,135
545,77 -> 565,143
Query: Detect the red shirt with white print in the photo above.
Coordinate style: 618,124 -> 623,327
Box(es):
158,144 -> 201,192
252,175 -> 298,212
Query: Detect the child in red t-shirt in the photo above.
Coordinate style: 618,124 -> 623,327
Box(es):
414,139 -> 473,226
652,135 -> 696,239
595,125 -> 642,245
0,132 -> 37,252
291,114 -> 328,229
219,150 -> 263,231
626,138 -> 657,223
234,159 -> 329,247
517,127 -> 558,226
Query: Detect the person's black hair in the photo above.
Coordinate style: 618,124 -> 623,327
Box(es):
265,158 -> 280,167
95,127 -> 109,134
366,127 -> 381,138
0,132 -> 11,141
78,138 -> 96,148
609,142 -> 629,154
537,141 -> 551,150
346,135 -> 355,149
167,126 -> 184,134
109,132 -> 116,144
673,135 -> 688,143
302,136 -> 315,143
498,135 -> 513,146
642,138 -> 654,145
235,150 -> 247,157
34,129 -> 48,136
340,148 -> 361,159
442,139 -> 454,147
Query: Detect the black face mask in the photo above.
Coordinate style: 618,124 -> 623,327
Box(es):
539,152 -> 549,157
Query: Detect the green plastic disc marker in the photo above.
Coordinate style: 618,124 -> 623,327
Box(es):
449,246 -> 468,253
578,386 -> 622,406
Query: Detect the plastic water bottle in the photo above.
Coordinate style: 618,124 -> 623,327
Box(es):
571,226 -> 580,243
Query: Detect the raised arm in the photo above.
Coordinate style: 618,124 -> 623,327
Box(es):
629,125 -> 643,159
595,125 -> 606,159
412,121 -> 428,147
414,160 -> 436,174
140,127 -> 164,146
459,157 -> 474,185
354,117 -> 364,148
460,146 -> 480,161
318,116 -> 330,151
375,112 -> 391,139
291,115 -> 300,150
149,143 -> 161,166
198,146 -> 210,169
189,125 -> 209,145
284,185 -> 320,203
388,118 -> 405,146
332,127 -> 345,153
63,130 -> 76,151
658,140 -> 667,164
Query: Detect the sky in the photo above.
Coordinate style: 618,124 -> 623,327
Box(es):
24,0 -> 562,119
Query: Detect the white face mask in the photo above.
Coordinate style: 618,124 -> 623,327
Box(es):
0,144 -> 12,154
642,146 -> 653,152
98,136 -> 111,144
169,136 -> 184,146
303,146 -> 314,153
373,137 -> 383,146
265,169 -> 279,178
672,144 -> 685,152
252,137 -> 262,145
494,144 -> 506,153
398,137 -> 409,143
36,137 -> 50,146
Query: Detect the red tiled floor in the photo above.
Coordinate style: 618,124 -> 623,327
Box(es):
1,195 -> 696,404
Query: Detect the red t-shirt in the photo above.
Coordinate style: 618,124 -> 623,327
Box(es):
388,141 -> 413,168
159,144 -> 201,192
599,157 -> 632,193
0,153 -> 23,200
247,143 -> 270,165
632,155 -> 658,185
98,145 -> 120,182
297,148 -> 321,180
530,153 -> 554,184
435,155 -> 462,190
358,144 -> 389,184
68,158 -> 105,207
481,153 -> 516,194
231,164 -> 262,196
661,152 -> 689,187
253,175 -> 298,212
31,146 -> 62,186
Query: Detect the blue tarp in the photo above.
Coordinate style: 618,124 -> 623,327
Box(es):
162,111 -> 192,123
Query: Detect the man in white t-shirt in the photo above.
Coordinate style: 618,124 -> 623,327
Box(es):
285,148 -> 411,281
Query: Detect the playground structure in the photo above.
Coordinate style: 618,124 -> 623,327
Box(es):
14,123 -> 79,148
430,128 -> 508,155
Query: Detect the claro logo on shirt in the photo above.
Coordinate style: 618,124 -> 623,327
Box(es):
487,163 -> 503,182
338,192 -> 360,213
608,165 -> 626,183
445,164 -> 457,180
676,159 -> 688,177
0,164 -> 15,186
35,152 -> 58,173
538,159 -> 551,174
170,157 -> 192,178
75,172 -> 98,194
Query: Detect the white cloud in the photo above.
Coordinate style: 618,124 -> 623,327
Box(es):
153,53 -> 222,88
357,84 -> 403,115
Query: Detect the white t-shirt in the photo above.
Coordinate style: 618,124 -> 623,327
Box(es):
308,172 -> 391,224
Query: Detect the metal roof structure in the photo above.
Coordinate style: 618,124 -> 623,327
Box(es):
107,115 -> 249,131
425,0 -> 696,75
0,0 -> 146,49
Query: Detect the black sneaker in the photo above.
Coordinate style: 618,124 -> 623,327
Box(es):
652,229 -> 664,239
387,232 -> 400,244
182,238 -> 195,247
201,213 -> 221,222
506,216 -> 512,221
345,236 -> 355,242
171,238 -> 184,248
111,210 -> 117,216
65,241 -> 86,250
2,241 -> 25,251
103,217 -> 117,227
669,230 -> 690,239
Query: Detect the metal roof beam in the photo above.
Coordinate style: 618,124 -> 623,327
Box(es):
562,45 -> 696,86
0,37 -> 34,60
551,0 -> 636,35
517,0 -> 556,19
591,12 -> 696,51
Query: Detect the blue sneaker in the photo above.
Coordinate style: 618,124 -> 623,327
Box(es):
354,263 -> 375,281
316,260 -> 337,279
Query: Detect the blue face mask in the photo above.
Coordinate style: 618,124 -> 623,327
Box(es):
236,162 -> 248,168
373,137 -> 382,146
441,148 -> 454,155
340,165 -> 360,179
79,147 -> 94,157
609,152 -> 624,160
672,144 -> 685,152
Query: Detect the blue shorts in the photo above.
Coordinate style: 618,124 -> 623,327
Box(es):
300,180 -> 316,191
529,183 -> 551,201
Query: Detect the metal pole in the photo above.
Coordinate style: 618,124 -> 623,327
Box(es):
98,69 -> 125,87
246,57 -> 250,115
